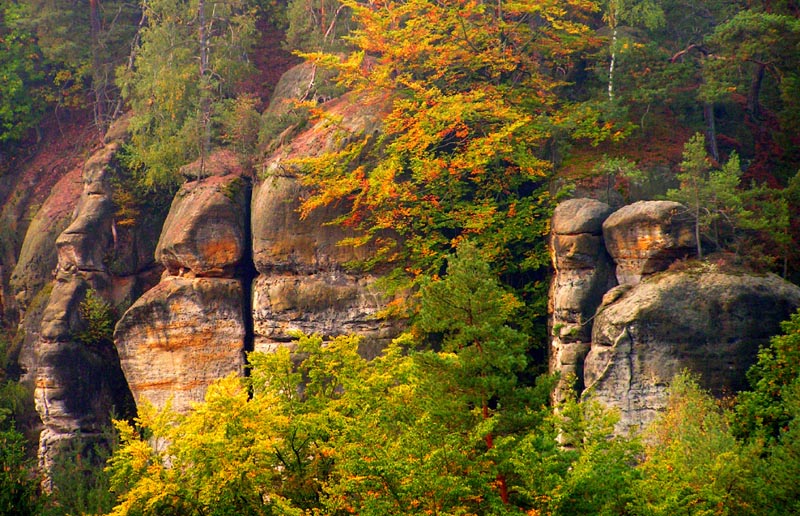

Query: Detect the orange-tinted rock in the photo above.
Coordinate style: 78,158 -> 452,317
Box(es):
602,200 -> 695,285
114,276 -> 245,412
156,175 -> 249,276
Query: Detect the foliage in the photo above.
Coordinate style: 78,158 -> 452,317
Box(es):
41,430 -> 118,516
630,373 -> 762,516
284,0 -> 351,52
75,289 -> 116,348
7,0 -> 141,130
734,308 -> 800,441
666,133 -> 749,259
118,0 -> 257,189
0,1 -> 47,143
0,411 -> 40,516
295,0 -> 607,315
107,246 -> 561,515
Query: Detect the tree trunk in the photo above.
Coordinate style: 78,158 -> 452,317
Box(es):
89,0 -> 106,134
704,102 -> 719,162
608,26 -> 617,102
747,63 -> 765,119
198,0 -> 211,179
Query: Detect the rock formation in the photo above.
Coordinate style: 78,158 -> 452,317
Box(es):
33,118 -> 164,474
602,200 -> 695,285
115,173 -> 250,413
252,89 -> 399,358
585,270 -> 800,432
549,198 -> 800,433
549,198 -> 616,403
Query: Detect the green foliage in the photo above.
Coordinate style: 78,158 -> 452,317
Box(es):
118,0 -> 257,188
107,247 -> 563,515
284,0 -> 351,52
42,431 -> 118,516
0,411 -> 40,516
631,373 -> 762,516
75,290 -> 116,348
734,308 -> 800,441
0,0 -> 47,143
666,133 -> 749,259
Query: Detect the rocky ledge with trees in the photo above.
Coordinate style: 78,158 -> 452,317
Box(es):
1,0 -> 800,514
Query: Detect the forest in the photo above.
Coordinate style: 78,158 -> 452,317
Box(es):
1,0 -> 800,513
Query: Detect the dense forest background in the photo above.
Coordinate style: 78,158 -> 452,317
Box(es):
1,0 -> 800,514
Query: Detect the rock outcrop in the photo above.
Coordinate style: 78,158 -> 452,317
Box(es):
602,200 -> 695,285
115,174 -> 251,412
33,119 -> 164,475
549,199 -> 616,402
585,270 -> 800,432
252,90 -> 399,357
549,198 -> 800,433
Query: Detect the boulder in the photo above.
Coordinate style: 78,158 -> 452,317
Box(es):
602,200 -> 695,285
252,175 -> 370,274
156,175 -> 250,276
584,270 -> 800,433
252,272 -> 397,357
114,276 -> 246,412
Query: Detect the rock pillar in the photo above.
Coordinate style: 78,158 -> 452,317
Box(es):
115,173 -> 251,413
549,198 -> 616,403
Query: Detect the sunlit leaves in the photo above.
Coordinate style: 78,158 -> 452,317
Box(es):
296,0 -> 603,301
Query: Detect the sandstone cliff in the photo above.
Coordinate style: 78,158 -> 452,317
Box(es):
115,173 -> 250,413
549,198 -> 800,432
32,117 -> 165,473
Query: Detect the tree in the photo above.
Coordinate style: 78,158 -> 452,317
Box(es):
603,0 -> 664,103
734,308 -> 800,441
0,1 -> 47,143
0,408 -> 40,516
7,0 -> 142,133
666,133 -> 748,259
118,0 -> 257,189
295,0 -> 606,311
107,245 -> 560,515
630,373 -> 762,516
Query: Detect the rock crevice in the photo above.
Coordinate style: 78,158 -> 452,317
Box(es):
549,198 -> 800,432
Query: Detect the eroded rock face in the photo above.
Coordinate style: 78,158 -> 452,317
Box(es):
549,199 -> 616,402
584,270 -> 800,432
156,174 -> 249,277
33,118 -> 162,477
602,200 -> 695,285
114,277 -> 245,412
11,167 -> 82,312
251,91 -> 400,355
115,171 -> 252,412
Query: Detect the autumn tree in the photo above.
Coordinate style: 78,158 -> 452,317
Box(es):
294,0 -> 606,321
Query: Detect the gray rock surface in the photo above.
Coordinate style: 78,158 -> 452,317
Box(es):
583,270 -> 800,432
549,199 -> 616,402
